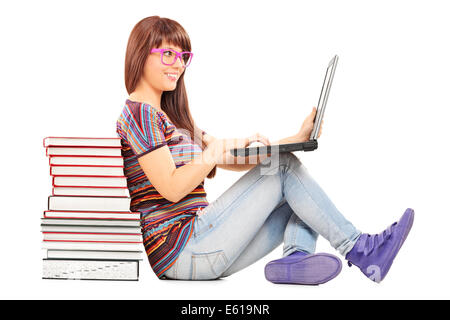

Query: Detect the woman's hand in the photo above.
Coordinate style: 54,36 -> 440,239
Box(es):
205,133 -> 271,165
295,107 -> 324,142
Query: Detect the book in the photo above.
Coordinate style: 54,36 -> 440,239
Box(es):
50,165 -> 125,177
42,232 -> 142,242
48,196 -> 131,212
42,259 -> 139,280
49,156 -> 124,166
43,137 -> 122,147
52,176 -> 127,187
41,218 -> 140,227
43,210 -> 139,220
41,241 -> 142,251
46,147 -> 122,157
52,186 -> 129,197
41,224 -> 141,233
42,136 -> 142,281
45,250 -> 142,260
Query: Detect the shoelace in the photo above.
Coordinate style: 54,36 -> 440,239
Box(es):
356,222 -> 397,256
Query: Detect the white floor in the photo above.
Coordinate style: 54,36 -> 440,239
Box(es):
2,229 -> 444,300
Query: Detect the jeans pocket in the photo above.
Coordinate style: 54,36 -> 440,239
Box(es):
191,250 -> 228,280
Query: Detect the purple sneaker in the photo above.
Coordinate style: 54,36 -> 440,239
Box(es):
264,251 -> 342,285
346,208 -> 415,283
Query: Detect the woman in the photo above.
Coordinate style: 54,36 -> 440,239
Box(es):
116,16 -> 414,284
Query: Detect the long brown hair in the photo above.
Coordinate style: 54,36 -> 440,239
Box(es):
124,16 -> 216,179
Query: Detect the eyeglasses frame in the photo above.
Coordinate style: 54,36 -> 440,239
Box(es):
150,48 -> 194,67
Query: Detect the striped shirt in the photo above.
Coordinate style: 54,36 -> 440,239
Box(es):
116,99 -> 208,278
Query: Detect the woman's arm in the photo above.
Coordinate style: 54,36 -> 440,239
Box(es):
270,134 -> 305,145
197,106 -> 322,172
218,134 -> 305,171
138,145 -> 216,203
138,131 -> 268,202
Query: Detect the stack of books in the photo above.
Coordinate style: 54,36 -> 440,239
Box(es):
41,137 -> 142,281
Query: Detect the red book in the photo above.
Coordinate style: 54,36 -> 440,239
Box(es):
52,176 -> 127,188
49,156 -> 124,166
41,217 -> 140,227
46,146 -> 122,157
43,137 -> 122,148
50,165 -> 125,177
42,232 -> 142,242
43,210 -> 139,220
52,186 -> 129,197
44,137 -> 123,157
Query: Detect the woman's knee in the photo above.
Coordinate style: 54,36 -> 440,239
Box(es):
256,152 -> 301,177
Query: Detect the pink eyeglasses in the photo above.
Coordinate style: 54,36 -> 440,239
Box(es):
151,48 -> 194,67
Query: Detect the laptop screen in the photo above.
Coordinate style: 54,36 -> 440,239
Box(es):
311,55 -> 338,140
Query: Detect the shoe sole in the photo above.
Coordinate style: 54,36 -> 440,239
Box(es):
264,253 -> 342,285
376,208 -> 415,282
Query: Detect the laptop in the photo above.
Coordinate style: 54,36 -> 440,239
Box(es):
230,54 -> 339,157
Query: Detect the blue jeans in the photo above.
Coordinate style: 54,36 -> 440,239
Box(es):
163,152 -> 361,280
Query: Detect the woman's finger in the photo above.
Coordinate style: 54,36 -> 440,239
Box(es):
258,134 -> 271,146
253,133 -> 271,146
307,107 -> 317,124
318,120 -> 324,137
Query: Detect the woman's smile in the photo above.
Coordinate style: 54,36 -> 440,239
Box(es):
165,72 -> 178,81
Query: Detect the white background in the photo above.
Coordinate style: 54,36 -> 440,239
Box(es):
1,0 -> 449,299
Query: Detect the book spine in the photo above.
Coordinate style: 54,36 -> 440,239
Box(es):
44,210 -> 139,214
47,145 -> 122,149
43,212 -> 139,220
50,155 -> 124,158
52,176 -> 127,187
52,175 -> 126,179
44,137 -> 121,147
51,164 -> 124,168
42,240 -> 141,244
46,147 -> 122,157
48,196 -> 131,212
